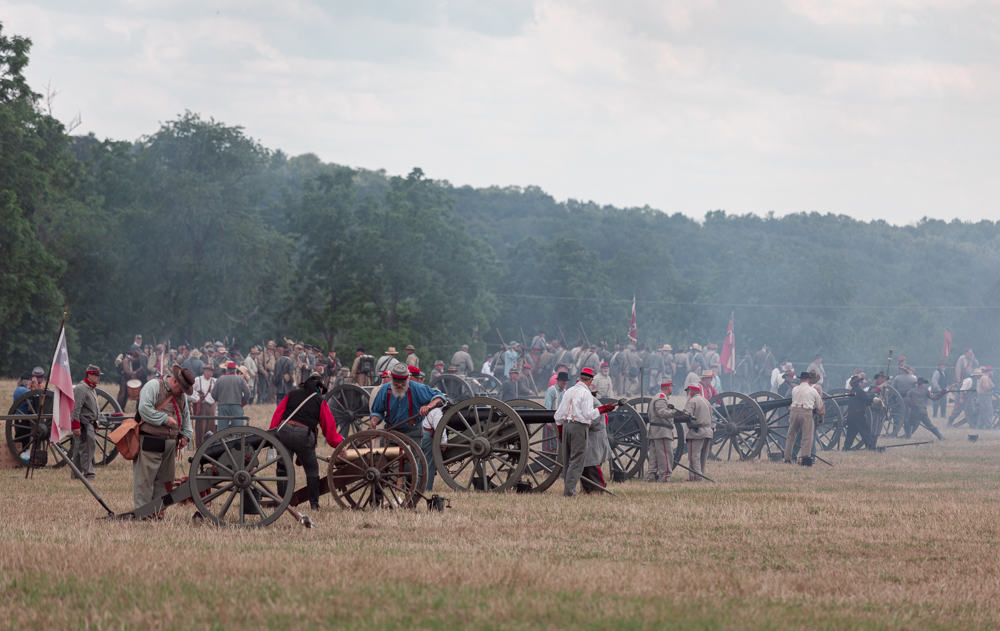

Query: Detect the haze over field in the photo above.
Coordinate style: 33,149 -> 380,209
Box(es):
3,0 -> 999,224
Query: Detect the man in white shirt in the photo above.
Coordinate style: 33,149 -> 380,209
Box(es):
554,368 -> 619,496
783,371 -> 824,466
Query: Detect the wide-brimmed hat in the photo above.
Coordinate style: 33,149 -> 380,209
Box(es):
556,371 -> 569,381
700,370 -> 714,378
171,364 -> 195,395
405,344 -> 416,351
660,344 -> 672,351
798,371 -> 812,380
189,349 -> 202,359
385,346 -> 399,355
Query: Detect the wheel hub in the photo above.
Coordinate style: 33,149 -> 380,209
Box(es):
470,436 -> 492,458
233,470 -> 252,488
365,467 -> 381,482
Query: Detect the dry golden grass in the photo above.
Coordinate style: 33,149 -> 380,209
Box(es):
3,378 -> 1000,629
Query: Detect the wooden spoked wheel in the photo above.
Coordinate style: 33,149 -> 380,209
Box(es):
506,399 -> 561,493
429,374 -> 476,403
4,388 -> 122,468
327,429 -> 421,510
432,397 -> 529,492
468,373 -> 503,398
189,427 -> 294,528
750,391 -> 788,458
708,392 -> 766,461
815,394 -> 845,451
325,384 -> 372,437
389,430 -> 428,503
604,399 -> 647,481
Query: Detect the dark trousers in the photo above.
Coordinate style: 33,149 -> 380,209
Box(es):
905,410 -> 943,440
276,424 -> 320,506
843,412 -> 876,450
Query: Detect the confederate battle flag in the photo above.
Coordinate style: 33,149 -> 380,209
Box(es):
943,328 -> 952,361
628,296 -> 637,344
49,325 -> 74,443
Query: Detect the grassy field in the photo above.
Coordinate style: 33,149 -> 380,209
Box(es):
3,379 -> 1000,630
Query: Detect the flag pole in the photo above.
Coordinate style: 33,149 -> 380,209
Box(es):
25,308 -> 68,479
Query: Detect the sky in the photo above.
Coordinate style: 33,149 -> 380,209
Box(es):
3,0 -> 999,224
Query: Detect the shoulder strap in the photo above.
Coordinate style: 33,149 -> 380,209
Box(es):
276,392 -> 317,432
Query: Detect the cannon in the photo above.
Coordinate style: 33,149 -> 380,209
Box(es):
750,391 -> 846,456
101,424 -> 444,527
4,387 -> 124,468
425,396 -> 646,492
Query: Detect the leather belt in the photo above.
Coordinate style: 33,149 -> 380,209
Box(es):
283,419 -> 310,429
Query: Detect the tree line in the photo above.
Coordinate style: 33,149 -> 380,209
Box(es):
2,23 -> 998,382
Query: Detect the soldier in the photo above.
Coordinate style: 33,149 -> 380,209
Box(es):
500,367 -> 529,401
592,362 -> 614,398
375,346 -> 401,376
955,348 -> 978,384
554,368 -> 619,496
70,364 -> 104,479
783,371 -> 824,466
930,362 -> 949,418
403,344 -> 420,369
133,365 -> 195,512
642,345 -> 664,396
806,354 -> 826,386
683,384 -> 713,480
581,381 -> 613,494
212,361 -> 251,431
976,366 -> 994,429
843,374 -> 877,450
903,377 -> 945,439
503,342 -> 521,379
450,344 -> 475,376
273,345 -> 296,402
529,330 -> 547,369
350,347 -> 374,387
645,379 -> 677,483
191,364 -> 216,448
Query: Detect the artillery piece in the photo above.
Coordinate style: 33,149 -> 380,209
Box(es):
4,387 -> 124,468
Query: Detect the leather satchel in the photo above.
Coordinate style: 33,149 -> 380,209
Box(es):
109,417 -> 141,461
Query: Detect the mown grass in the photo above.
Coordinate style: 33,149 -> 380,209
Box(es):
2,380 -> 999,630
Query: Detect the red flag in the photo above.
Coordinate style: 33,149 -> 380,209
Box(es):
49,326 -> 75,443
943,328 -> 952,361
627,296 -> 637,343
720,312 -> 736,374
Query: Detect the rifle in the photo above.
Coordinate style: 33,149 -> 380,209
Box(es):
518,326 -> 539,393
876,441 -> 931,452
557,325 -> 569,350
578,323 -> 591,348
672,460 -> 716,483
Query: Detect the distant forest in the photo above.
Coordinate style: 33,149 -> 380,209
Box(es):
2,24 -> 998,382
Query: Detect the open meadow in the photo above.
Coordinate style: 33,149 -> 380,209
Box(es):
3,379 -> 1000,630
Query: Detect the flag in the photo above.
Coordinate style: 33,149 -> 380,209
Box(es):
720,312 -> 736,374
49,326 -> 75,443
943,328 -> 952,361
627,296 -> 637,344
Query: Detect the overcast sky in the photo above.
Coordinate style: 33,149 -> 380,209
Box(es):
3,1 -> 999,224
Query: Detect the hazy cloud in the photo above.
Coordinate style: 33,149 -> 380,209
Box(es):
2,0 -> 999,223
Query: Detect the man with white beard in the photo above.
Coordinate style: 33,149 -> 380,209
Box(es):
369,363 -> 447,447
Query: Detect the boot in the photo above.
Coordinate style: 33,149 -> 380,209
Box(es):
799,456 -> 814,467
307,476 -> 321,510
